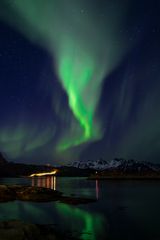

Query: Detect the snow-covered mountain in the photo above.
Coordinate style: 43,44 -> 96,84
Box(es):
70,158 -> 160,172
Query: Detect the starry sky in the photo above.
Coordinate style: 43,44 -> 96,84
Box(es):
0,0 -> 160,165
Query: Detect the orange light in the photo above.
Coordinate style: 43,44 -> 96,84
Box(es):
53,176 -> 56,191
29,170 -> 57,177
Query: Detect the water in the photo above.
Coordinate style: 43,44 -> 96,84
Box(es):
0,177 -> 160,240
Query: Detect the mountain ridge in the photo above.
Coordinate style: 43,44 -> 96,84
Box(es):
69,158 -> 160,173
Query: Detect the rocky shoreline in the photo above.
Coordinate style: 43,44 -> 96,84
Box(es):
0,184 -> 96,204
0,220 -> 77,240
0,185 -> 96,239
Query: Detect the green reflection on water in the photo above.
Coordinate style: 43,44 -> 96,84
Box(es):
56,203 -> 106,240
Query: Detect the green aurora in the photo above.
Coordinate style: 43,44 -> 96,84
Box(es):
0,124 -> 54,159
0,0 -> 131,153
0,200 -> 106,240
56,203 -> 106,240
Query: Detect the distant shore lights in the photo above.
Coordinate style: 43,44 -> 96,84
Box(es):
29,169 -> 57,177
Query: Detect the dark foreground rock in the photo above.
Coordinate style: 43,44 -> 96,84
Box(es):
0,185 -> 96,204
0,185 -> 17,202
0,220 -> 76,240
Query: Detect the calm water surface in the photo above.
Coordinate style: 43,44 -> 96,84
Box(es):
0,177 -> 160,240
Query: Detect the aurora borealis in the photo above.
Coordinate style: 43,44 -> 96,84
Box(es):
0,0 -> 160,164
56,203 -> 105,240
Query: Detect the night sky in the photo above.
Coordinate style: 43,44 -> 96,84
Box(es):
0,0 -> 160,165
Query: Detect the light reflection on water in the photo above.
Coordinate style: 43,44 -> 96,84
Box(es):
31,176 -> 99,200
56,203 -> 106,240
0,177 -> 106,240
31,176 -> 57,190
0,177 -> 160,240
95,180 -> 99,200
30,176 -> 104,239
